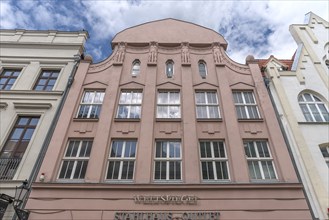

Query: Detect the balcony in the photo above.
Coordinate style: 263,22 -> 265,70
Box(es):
0,158 -> 21,180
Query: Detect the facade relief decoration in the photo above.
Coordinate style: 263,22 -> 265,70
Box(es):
181,42 -> 191,66
212,42 -> 224,65
114,42 -> 126,65
148,41 -> 158,65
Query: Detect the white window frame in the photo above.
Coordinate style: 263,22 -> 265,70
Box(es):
157,91 -> 181,118
58,140 -> 93,180
198,61 -> 207,78
298,93 -> 329,122
199,141 -> 229,181
116,90 -> 143,119
77,90 -> 105,119
195,91 -> 221,119
106,140 -> 137,181
233,91 -> 260,119
244,140 -> 277,180
154,141 -> 182,181
131,60 -> 141,76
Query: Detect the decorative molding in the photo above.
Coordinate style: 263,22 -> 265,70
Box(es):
74,122 -> 94,134
201,124 -> 220,134
0,102 -> 8,109
159,123 -> 178,134
147,41 -> 158,66
13,102 -> 52,109
116,123 -> 136,134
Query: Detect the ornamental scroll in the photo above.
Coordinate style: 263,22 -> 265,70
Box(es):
212,42 -> 224,65
148,41 -> 158,65
181,42 -> 191,65
114,42 -> 126,65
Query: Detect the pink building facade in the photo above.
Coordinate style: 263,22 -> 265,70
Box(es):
26,19 -> 312,220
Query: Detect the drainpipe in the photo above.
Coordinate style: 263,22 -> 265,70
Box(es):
13,54 -> 81,220
263,76 -> 317,220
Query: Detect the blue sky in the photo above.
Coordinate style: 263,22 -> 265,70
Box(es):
1,0 -> 328,64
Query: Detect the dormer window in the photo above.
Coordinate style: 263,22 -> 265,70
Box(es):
131,60 -> 140,76
198,61 -> 207,78
166,60 -> 174,78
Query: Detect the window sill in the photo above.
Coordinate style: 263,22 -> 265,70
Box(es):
197,118 -> 222,122
73,118 -> 99,122
153,180 -> 183,184
56,179 -> 86,183
201,180 -> 231,184
156,118 -> 182,122
250,179 -> 279,183
237,118 -> 263,122
298,121 -> 329,125
114,118 -> 141,122
104,180 -> 135,184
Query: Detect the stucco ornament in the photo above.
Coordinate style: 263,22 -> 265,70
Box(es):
115,42 -> 126,63
181,42 -> 190,65
148,41 -> 158,64
213,42 -> 223,64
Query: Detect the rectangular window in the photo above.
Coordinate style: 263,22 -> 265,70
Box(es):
77,91 -> 105,119
106,140 -> 137,180
33,70 -> 59,91
117,91 -> 142,119
244,140 -> 277,180
0,69 -> 20,90
233,91 -> 260,119
157,91 -> 181,118
154,141 -> 181,181
195,91 -> 220,119
0,116 -> 39,180
199,141 -> 229,180
58,140 -> 92,180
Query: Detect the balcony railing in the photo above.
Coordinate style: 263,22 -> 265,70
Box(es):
0,158 -> 21,180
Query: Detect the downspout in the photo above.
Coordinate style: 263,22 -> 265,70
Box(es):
263,76 -> 317,220
15,54 -> 81,219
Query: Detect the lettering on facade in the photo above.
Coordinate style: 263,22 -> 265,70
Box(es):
134,195 -> 198,205
114,212 -> 220,220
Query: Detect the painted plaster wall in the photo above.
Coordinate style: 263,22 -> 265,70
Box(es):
0,30 -> 87,220
26,19 -> 311,220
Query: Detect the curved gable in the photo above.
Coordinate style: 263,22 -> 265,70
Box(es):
112,18 -> 227,48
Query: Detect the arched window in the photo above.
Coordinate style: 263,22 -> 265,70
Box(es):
198,61 -> 207,78
298,92 -> 329,122
166,60 -> 174,78
131,60 -> 140,76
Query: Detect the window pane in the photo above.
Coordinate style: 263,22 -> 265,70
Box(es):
196,106 -> 207,118
309,104 -> 322,121
216,161 -> 228,179
261,161 -> 276,179
299,104 -> 313,121
244,142 -> 256,157
196,93 -> 206,104
158,93 -> 168,104
318,104 -> 329,121
248,161 -> 261,179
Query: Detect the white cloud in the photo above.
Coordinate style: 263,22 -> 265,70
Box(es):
1,0 -> 328,63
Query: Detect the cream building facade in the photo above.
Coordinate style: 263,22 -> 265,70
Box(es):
260,12 -> 329,220
0,30 -> 87,219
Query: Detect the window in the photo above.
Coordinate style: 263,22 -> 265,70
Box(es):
320,146 -> 329,167
33,70 -> 59,91
298,93 -> 329,122
157,91 -> 180,118
117,91 -> 142,119
131,60 -> 141,76
0,116 -> 39,159
233,91 -> 260,119
0,69 -> 20,90
166,60 -> 174,78
77,91 -> 105,119
106,140 -> 136,180
200,141 -> 229,180
154,141 -> 181,181
58,140 -> 92,180
195,91 -> 220,119
198,61 -> 207,78
244,140 -> 277,180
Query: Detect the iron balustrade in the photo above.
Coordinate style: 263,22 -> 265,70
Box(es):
0,158 -> 21,180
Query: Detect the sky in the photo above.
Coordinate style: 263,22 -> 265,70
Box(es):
0,0 -> 328,64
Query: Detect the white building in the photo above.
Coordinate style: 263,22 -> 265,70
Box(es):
0,29 -> 87,219
260,12 -> 329,220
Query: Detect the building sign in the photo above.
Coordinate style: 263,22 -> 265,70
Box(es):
134,195 -> 198,205
115,212 -> 220,220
